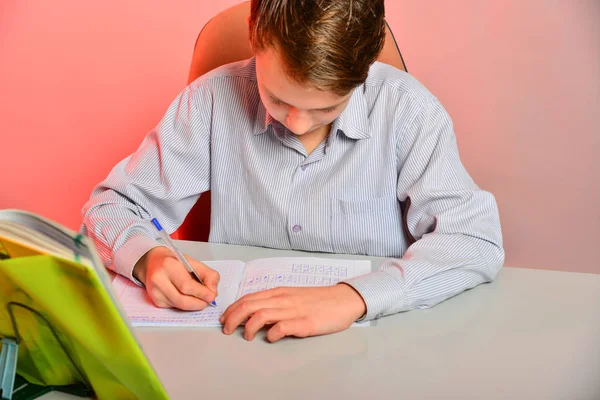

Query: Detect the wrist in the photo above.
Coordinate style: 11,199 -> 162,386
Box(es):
336,283 -> 367,321
133,248 -> 155,285
133,246 -> 173,285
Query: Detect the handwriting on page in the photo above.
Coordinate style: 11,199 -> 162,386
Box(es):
112,275 -> 229,326
112,260 -> 245,327
239,263 -> 348,296
112,258 -> 371,328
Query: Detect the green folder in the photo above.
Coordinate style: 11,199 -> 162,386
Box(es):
0,210 -> 168,399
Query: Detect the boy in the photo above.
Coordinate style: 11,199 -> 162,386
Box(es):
82,0 -> 504,342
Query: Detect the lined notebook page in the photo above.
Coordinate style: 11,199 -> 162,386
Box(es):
237,257 -> 371,298
112,257 -> 372,328
112,260 -> 245,327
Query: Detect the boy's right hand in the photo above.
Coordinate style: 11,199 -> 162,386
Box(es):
132,246 -> 220,311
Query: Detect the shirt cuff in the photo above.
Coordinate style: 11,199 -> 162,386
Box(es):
113,235 -> 165,286
342,259 -> 406,321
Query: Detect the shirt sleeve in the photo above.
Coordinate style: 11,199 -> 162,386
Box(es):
80,82 -> 213,283
343,95 -> 505,320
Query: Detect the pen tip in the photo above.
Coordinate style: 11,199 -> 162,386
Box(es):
211,301 -> 217,306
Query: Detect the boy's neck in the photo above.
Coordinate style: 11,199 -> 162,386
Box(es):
297,124 -> 332,155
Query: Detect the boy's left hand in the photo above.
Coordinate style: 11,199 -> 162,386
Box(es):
219,284 -> 366,342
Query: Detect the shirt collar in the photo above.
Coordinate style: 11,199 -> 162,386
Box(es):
252,99 -> 274,136
252,84 -> 371,140
335,84 -> 371,140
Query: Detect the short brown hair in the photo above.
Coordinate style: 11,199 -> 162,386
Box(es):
249,0 -> 386,96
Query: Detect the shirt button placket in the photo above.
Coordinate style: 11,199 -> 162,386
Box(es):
287,161 -> 311,248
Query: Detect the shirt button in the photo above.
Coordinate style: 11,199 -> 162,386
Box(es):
301,164 -> 308,171
292,225 -> 302,233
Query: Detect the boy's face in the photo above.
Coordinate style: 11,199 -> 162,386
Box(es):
255,47 -> 352,137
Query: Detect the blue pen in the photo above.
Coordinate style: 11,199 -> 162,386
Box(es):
151,218 -> 217,307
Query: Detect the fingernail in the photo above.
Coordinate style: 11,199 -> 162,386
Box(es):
204,294 -> 215,303
223,327 -> 229,334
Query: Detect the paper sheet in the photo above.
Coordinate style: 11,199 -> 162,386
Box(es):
112,257 -> 372,328
112,260 -> 245,327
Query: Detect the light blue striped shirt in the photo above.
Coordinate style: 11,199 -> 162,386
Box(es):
82,58 -> 504,321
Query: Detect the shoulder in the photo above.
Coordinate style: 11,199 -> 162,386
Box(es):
182,58 -> 260,117
364,62 -> 437,109
188,57 -> 258,92
365,62 -> 450,135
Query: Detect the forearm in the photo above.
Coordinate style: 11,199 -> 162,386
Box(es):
344,232 -> 504,320
81,186 -> 166,280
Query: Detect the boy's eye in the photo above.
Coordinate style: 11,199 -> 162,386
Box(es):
269,95 -> 335,113
320,107 -> 336,113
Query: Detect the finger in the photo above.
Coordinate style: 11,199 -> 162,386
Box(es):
169,263 -> 218,304
238,286 -> 287,302
187,257 -> 220,295
243,308 -> 292,341
161,279 -> 209,311
221,298 -> 280,335
267,318 -> 314,343
220,288 -> 285,323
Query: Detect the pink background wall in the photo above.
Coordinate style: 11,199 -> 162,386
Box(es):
1,1 -> 598,273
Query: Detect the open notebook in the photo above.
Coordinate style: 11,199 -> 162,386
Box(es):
112,257 -> 372,327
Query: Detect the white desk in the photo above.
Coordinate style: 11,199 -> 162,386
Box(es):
45,241 -> 600,400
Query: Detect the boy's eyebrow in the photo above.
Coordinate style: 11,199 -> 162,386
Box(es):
266,89 -> 345,111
